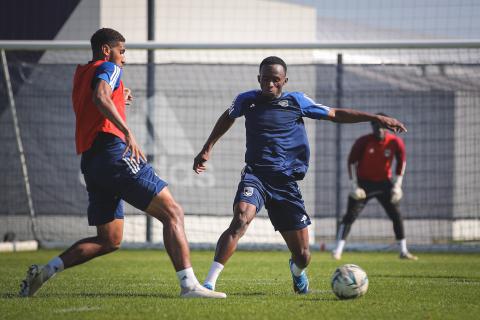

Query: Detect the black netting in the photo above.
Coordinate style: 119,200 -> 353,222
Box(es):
1,56 -> 479,243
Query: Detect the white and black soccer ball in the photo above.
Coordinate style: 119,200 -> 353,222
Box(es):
331,264 -> 369,299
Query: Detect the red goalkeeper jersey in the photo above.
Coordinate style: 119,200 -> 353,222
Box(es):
349,132 -> 406,182
72,60 -> 125,154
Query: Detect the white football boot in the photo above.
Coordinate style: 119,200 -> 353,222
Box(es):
332,251 -> 342,261
180,283 -> 226,299
399,252 -> 418,260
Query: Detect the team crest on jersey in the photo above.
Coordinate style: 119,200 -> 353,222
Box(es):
249,103 -> 256,109
369,148 -> 375,154
278,100 -> 289,107
384,149 -> 391,157
243,187 -> 254,197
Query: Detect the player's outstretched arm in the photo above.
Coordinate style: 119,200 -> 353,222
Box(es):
93,80 -> 145,162
193,109 -> 235,174
327,108 -> 407,133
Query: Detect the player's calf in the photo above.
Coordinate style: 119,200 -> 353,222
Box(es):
292,248 -> 310,268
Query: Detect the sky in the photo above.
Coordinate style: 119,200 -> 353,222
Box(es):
280,0 -> 480,40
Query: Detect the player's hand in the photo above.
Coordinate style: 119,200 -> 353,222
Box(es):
124,88 -> 133,106
123,130 -> 146,163
376,115 -> 407,133
193,149 -> 210,174
349,183 -> 366,200
391,187 -> 403,204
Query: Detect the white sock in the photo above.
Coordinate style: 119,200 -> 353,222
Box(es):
204,261 -> 224,289
176,267 -> 200,289
290,261 -> 305,277
46,257 -> 64,279
335,240 -> 346,255
399,239 -> 408,254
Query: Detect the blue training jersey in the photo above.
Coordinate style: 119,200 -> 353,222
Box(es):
93,61 -> 123,91
228,90 -> 330,180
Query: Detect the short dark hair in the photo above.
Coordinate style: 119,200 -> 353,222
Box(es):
259,56 -> 287,73
90,28 -> 125,53
371,112 -> 389,125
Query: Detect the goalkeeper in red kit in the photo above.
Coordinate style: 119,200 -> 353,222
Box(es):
332,113 -> 418,260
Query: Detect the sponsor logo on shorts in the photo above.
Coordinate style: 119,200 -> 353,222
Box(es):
301,215 -> 308,224
243,187 -> 254,197
369,148 -> 375,154
384,149 -> 391,157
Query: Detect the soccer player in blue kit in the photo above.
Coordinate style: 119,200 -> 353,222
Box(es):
193,56 -> 406,294
19,28 -> 225,299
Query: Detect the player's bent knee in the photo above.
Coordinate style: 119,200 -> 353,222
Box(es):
161,202 -> 185,228
236,201 -> 252,213
96,221 -> 123,253
229,202 -> 255,237
168,202 -> 184,220
108,241 -> 121,252
101,237 -> 122,253
228,215 -> 251,238
148,195 -> 185,226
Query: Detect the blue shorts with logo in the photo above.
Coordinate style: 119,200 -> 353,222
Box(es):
80,133 -> 167,226
233,167 -> 311,231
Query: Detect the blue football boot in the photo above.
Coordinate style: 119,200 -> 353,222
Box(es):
289,259 -> 309,294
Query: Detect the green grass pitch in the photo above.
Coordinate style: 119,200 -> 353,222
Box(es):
1,250 -> 479,319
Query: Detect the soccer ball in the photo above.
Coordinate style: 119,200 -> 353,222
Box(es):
331,264 -> 369,299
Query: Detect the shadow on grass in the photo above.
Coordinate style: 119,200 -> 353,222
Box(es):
1,290 -> 343,301
227,290 -> 339,301
229,292 -> 266,297
1,291 -> 175,299
374,274 -> 480,281
303,290 -> 339,301
304,297 -> 340,302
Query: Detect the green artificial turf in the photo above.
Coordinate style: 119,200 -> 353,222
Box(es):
1,250 -> 479,319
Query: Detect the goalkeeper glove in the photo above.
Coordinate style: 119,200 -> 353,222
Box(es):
391,175 -> 404,204
349,181 -> 366,200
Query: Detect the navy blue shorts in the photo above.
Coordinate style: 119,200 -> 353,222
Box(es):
233,167 -> 311,231
81,133 -> 167,226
